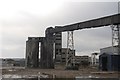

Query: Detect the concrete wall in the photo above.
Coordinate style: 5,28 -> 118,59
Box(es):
25,38 -> 39,68
40,38 -> 54,68
40,27 -> 54,69
26,27 -> 55,69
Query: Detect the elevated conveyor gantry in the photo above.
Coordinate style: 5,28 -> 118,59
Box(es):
26,14 -> 120,69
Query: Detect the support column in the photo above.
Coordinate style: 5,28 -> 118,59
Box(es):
25,37 -> 39,68
111,25 -> 119,54
65,31 -> 77,70
40,27 -> 54,69
119,24 -> 120,55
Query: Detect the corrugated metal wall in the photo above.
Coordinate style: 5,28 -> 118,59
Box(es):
99,53 -> 120,71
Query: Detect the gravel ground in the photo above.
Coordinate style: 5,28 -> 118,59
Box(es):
1,65 -> 120,78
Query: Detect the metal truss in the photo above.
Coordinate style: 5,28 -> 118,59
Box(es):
66,31 -> 75,67
111,25 -> 120,54
111,25 -> 119,46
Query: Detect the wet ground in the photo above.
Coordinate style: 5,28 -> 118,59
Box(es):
1,77 -> 120,80
1,65 -> 120,79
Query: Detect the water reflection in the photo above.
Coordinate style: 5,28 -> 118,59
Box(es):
1,78 -> 120,80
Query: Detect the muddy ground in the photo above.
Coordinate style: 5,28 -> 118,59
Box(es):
2,64 -> 120,78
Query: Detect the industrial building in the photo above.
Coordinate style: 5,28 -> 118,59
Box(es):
25,14 -> 120,69
100,46 -> 119,55
55,26 -> 62,63
55,48 -> 75,63
99,46 -> 120,71
99,53 -> 120,71
75,56 -> 90,64
54,27 -> 76,64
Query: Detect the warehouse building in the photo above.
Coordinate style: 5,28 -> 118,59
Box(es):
99,46 -> 120,71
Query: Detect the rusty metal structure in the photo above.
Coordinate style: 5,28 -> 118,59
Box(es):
25,14 -> 120,69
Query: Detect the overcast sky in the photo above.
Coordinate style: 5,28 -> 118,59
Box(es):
0,0 -> 119,58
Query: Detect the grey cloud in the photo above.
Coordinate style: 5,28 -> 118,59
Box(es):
74,27 -> 112,51
1,2 -> 118,58
62,26 -> 112,55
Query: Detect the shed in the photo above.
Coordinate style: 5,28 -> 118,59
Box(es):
99,53 -> 120,71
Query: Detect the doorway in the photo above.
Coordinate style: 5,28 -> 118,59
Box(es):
102,56 -> 108,71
